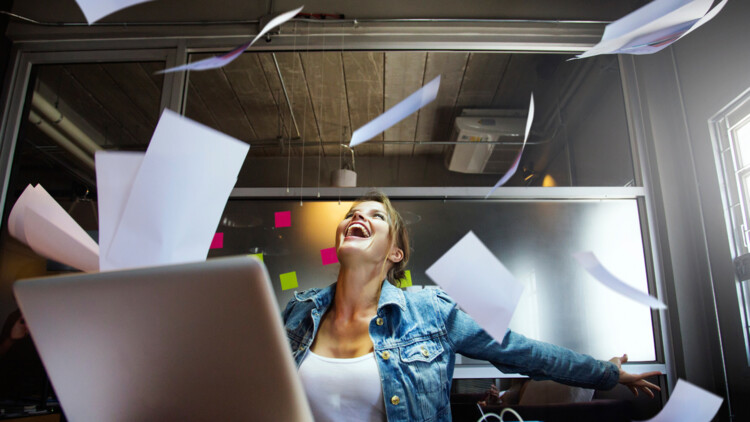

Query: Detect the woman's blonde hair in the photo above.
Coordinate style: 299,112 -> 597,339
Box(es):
350,191 -> 410,287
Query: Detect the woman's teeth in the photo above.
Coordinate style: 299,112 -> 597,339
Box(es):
346,223 -> 370,238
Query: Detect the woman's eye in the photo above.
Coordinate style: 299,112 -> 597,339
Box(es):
374,214 -> 386,220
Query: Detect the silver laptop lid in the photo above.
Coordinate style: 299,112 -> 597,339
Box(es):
14,256 -> 313,422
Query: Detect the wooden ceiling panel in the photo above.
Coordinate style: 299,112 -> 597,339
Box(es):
184,81 -> 223,134
256,53 -> 296,141
186,55 -> 256,143
139,62 -> 166,91
383,51 -> 426,156
343,51 -> 384,157
491,54 -> 538,109
37,66 -> 139,148
65,64 -> 155,145
301,51 -> 347,156
99,62 -> 162,128
413,52 -> 469,155
271,52 -> 321,153
223,53 -> 282,142
455,53 -> 510,109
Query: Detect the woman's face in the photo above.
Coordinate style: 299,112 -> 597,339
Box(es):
335,201 -> 400,266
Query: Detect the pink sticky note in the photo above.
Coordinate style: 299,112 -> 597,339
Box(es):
275,211 -> 291,228
210,232 -> 224,249
321,247 -> 338,265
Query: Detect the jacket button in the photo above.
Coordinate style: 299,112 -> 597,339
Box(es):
381,351 -> 390,360
376,317 -> 384,326
421,347 -> 429,357
391,395 -> 400,405
298,345 -> 306,351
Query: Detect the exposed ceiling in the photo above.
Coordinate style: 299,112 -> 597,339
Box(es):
185,51 -> 569,158
26,51 -> 572,165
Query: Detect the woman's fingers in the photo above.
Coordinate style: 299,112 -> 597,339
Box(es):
637,370 -> 663,380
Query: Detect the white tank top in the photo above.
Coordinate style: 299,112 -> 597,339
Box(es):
298,350 -> 386,422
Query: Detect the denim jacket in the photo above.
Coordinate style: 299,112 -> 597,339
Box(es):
282,281 -> 620,422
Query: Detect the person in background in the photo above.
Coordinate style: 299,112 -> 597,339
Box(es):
0,308 -> 46,402
283,191 -> 660,422
0,309 -> 29,357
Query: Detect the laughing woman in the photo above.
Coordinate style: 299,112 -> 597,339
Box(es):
282,191 -> 659,422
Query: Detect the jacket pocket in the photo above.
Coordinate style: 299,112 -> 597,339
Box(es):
399,339 -> 444,364
398,339 -> 445,393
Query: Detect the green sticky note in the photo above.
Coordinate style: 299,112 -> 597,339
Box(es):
398,270 -> 412,288
249,253 -> 264,263
280,271 -> 298,291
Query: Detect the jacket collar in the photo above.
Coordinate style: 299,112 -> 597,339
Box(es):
377,279 -> 407,312
294,280 -> 406,312
294,283 -> 335,311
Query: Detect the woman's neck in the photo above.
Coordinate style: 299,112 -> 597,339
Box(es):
332,265 -> 384,321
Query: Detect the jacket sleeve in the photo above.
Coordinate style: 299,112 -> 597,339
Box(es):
433,289 -> 620,390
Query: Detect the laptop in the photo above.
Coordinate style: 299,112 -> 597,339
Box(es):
13,256 -> 313,422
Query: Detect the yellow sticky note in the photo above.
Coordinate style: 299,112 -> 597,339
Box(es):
398,270 -> 412,288
249,252 -> 264,263
280,271 -> 298,291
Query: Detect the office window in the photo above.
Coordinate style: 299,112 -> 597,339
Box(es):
212,198 -> 657,362
183,51 -> 637,188
0,59 -> 167,416
710,88 -> 750,363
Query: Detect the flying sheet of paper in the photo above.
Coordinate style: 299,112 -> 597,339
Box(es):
8,184 -> 99,272
575,0 -> 722,59
24,208 -> 99,272
573,251 -> 666,309
95,151 -> 144,269
620,0 -> 727,55
349,75 -> 441,147
75,0 -> 153,24
157,6 -> 304,74
643,379 -> 722,422
103,109 -> 249,271
425,231 -> 524,343
485,94 -> 534,198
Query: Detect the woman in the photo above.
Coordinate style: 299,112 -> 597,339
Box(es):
283,192 -> 660,421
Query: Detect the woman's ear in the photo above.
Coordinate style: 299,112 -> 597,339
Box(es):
388,247 -> 404,264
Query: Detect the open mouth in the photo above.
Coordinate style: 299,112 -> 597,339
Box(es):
345,222 -> 371,239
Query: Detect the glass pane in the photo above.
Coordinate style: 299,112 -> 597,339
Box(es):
722,149 -> 739,206
740,171 -> 750,218
0,61 -> 165,415
730,204 -> 747,254
734,121 -> 750,167
213,198 -> 656,362
184,51 -> 635,188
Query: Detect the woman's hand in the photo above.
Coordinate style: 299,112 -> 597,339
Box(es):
609,354 -> 662,398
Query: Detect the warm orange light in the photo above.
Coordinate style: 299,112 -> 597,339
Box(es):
542,174 -> 557,187
298,201 -> 354,249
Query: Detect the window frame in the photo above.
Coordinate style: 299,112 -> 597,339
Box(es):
0,24 -> 670,383
709,86 -> 750,365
